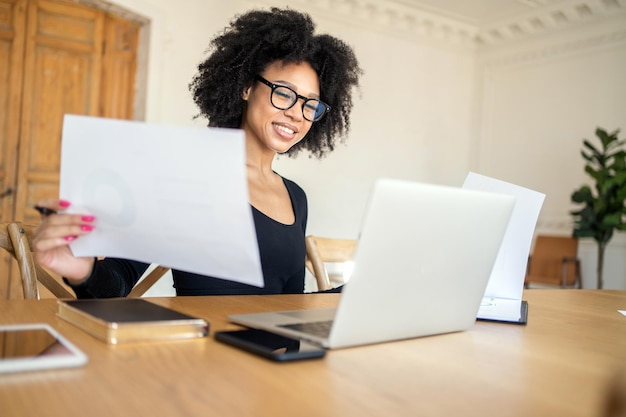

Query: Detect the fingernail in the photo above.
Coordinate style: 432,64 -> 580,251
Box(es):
80,225 -> 94,232
59,200 -> 71,207
64,235 -> 77,241
82,215 -> 96,222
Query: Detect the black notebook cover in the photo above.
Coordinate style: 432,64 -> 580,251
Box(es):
62,299 -> 199,322
57,298 -> 209,343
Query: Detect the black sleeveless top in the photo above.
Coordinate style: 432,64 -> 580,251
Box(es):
70,177 -> 308,297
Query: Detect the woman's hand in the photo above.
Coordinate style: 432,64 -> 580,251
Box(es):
32,199 -> 96,284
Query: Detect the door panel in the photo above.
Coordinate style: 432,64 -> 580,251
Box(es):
0,1 -> 24,220
0,0 -> 140,299
16,0 -> 104,225
0,1 -> 24,218
0,0 -> 26,298
100,14 -> 139,118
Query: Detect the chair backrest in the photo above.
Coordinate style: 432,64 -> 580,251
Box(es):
525,235 -> 581,288
127,265 -> 171,297
0,222 -> 168,299
0,222 -> 75,299
305,235 -> 357,291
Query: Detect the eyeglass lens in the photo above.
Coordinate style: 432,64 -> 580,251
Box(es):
270,86 -> 327,122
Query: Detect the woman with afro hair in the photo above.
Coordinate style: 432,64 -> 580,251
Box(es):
32,7 -> 362,297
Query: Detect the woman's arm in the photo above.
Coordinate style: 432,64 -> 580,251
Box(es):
66,258 -> 150,298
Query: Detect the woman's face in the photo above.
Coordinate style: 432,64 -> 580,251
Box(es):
242,61 -> 319,155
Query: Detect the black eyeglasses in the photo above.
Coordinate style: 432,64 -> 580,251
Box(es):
255,75 -> 330,122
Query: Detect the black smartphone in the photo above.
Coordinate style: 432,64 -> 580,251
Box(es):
214,329 -> 326,362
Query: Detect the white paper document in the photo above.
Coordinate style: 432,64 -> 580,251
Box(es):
463,172 -> 545,322
60,115 -> 264,287
479,297 -> 525,321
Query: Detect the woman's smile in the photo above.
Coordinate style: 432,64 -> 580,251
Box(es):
273,122 -> 298,139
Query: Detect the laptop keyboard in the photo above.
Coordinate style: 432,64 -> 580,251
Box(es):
278,320 -> 334,338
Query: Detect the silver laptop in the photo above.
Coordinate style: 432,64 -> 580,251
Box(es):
229,178 -> 515,349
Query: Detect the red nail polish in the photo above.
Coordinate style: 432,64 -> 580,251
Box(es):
82,215 -> 96,222
64,235 -> 77,241
59,200 -> 71,207
80,225 -> 94,232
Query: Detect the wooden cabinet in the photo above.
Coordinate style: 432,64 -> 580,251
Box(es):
0,0 -> 140,298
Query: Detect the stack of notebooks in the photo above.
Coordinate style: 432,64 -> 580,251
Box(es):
57,298 -> 209,344
463,172 -> 546,325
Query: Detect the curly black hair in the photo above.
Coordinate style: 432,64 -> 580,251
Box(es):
189,7 -> 362,158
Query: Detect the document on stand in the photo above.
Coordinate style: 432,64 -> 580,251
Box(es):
463,172 -> 545,324
60,115 -> 263,287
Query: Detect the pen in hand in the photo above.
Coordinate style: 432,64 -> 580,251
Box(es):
33,205 -> 57,216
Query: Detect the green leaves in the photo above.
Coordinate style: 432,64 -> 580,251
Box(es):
571,127 -> 626,246
571,185 -> 593,203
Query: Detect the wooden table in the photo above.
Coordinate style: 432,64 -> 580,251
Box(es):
0,290 -> 625,417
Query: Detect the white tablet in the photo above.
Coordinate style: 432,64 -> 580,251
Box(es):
0,323 -> 88,373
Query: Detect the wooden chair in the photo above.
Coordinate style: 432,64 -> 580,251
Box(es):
524,235 -> 582,288
305,235 -> 357,291
127,265 -> 171,297
0,222 -> 75,299
0,222 -> 169,299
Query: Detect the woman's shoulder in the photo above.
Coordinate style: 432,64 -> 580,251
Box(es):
280,176 -> 307,201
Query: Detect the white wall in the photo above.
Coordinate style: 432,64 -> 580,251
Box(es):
475,16 -> 626,289
107,0 -> 626,291
273,15 -> 476,238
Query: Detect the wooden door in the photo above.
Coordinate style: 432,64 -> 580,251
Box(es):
16,0 -> 105,225
0,0 -> 140,298
0,0 -> 25,244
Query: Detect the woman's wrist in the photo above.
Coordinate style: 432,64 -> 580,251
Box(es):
63,257 -> 97,286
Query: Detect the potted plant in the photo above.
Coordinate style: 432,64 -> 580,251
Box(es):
570,127 -> 626,289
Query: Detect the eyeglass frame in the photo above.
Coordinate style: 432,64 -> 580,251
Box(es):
254,75 -> 331,122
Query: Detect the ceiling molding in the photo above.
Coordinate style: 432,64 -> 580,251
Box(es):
480,25 -> 626,69
277,0 -> 626,48
476,0 -> 626,45
268,0 -> 478,47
